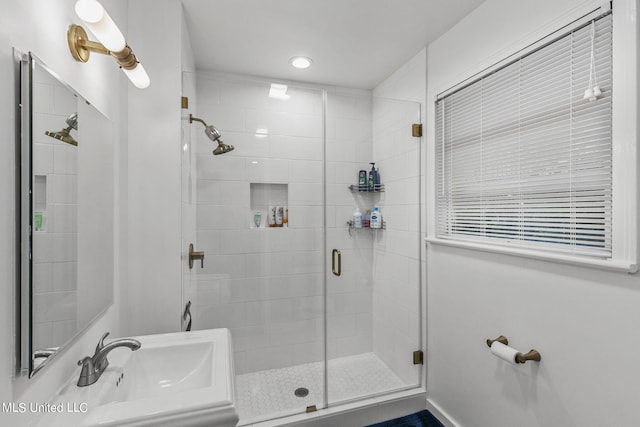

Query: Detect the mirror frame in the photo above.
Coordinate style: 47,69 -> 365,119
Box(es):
16,52 -> 115,379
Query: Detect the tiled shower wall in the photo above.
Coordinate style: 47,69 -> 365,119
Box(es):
193,72 -> 374,374
31,66 -> 79,349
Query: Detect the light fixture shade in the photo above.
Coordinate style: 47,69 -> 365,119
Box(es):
122,63 -> 150,89
75,0 -> 126,52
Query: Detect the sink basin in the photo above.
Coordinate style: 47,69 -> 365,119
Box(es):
39,329 -> 238,427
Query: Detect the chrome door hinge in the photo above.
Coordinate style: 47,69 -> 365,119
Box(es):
413,350 -> 424,365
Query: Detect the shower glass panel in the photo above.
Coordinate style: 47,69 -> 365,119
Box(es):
325,94 -> 422,404
188,74 -> 326,425
184,73 -> 423,424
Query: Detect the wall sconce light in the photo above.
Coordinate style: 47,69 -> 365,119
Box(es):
68,0 -> 150,89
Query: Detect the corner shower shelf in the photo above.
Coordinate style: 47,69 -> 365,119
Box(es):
346,219 -> 386,231
348,184 -> 385,193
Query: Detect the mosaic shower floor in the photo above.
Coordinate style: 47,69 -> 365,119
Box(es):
236,352 -> 405,425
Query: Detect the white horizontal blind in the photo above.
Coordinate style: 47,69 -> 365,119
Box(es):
435,14 -> 612,257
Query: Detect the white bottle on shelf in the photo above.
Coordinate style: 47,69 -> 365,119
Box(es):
370,206 -> 382,229
353,207 -> 363,228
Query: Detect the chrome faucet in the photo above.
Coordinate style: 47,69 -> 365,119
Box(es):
77,332 -> 141,387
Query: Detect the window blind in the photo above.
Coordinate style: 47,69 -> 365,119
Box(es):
435,13 -> 613,258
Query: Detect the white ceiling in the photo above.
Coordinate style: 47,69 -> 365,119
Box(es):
181,0 -> 485,89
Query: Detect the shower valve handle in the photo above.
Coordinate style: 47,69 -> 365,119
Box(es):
188,243 -> 204,269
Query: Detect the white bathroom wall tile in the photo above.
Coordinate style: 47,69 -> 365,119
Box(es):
52,261 -> 77,291
270,319 -> 322,347
233,324 -> 270,352
196,180 -> 248,205
51,204 -> 77,233
48,174 -> 77,204
32,291 -> 77,323
53,85 -> 77,116
291,340 -> 324,366
327,314 -> 357,338
32,322 -> 54,349
327,184 -> 354,207
326,139 -> 356,163
245,157 -> 292,183
287,273 -> 323,297
251,345 -> 294,372
53,144 -> 78,175
33,143 -> 53,174
34,82 -> 55,114
51,319 -> 76,346
32,262 -> 53,293
195,230 -> 223,256
284,86 -> 323,116
196,303 -> 247,329
197,204 -> 247,230
335,117 -> 373,143
289,183 -> 323,206
291,160 -> 323,183
234,351 -> 250,375
270,136 -> 323,161
194,280 -> 221,306
293,295 -> 324,320
196,154 -> 246,181
288,205 -> 324,229
199,104 -> 246,135
198,251 -> 245,277
244,252 -> 289,278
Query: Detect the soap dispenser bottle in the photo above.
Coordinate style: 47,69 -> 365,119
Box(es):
370,206 -> 382,229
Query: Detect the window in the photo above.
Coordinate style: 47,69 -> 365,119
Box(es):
435,13 -> 613,259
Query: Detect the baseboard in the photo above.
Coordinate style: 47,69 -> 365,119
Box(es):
425,397 -> 461,427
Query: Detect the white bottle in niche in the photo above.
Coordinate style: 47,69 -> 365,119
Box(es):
276,206 -> 284,227
353,207 -> 363,228
370,206 -> 382,229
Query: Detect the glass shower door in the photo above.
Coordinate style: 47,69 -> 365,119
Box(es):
185,73 -> 326,425
325,94 -> 422,405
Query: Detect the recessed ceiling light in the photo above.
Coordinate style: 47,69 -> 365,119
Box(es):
290,56 -> 312,69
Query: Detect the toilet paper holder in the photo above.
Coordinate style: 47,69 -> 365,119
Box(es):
486,335 -> 541,364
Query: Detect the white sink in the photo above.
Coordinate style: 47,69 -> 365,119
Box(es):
39,329 -> 238,427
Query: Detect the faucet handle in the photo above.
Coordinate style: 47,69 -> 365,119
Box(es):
77,356 -> 98,387
95,332 -> 110,354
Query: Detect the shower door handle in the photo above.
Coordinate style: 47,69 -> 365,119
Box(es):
332,249 -> 341,276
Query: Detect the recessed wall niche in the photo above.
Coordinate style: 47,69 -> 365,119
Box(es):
249,183 -> 288,228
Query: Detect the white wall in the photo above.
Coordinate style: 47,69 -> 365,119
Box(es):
0,1 -> 126,425
122,0 -> 183,336
425,1 -> 640,426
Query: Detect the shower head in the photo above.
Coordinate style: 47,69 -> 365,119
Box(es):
212,142 -> 234,155
189,114 -> 234,155
45,113 -> 78,146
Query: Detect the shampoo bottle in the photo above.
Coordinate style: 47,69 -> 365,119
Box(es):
359,170 -> 367,191
353,207 -> 363,228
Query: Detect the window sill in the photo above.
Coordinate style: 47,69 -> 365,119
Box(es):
425,237 -> 637,274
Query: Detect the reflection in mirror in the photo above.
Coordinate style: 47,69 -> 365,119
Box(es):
19,53 -> 114,378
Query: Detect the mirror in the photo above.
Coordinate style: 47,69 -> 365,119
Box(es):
18,53 -> 114,377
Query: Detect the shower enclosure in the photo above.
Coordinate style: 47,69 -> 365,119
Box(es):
181,72 -> 422,425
